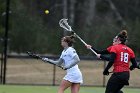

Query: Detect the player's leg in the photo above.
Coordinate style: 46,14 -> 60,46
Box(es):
71,83 -> 80,93
105,73 -> 121,93
58,79 -> 72,93
115,72 -> 129,93
117,90 -> 124,93
105,82 -> 117,93
115,84 -> 124,93
105,72 -> 128,93
105,82 -> 124,93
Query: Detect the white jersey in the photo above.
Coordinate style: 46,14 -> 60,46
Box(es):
60,47 -> 83,84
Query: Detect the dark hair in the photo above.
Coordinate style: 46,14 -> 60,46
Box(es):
63,35 -> 75,46
117,30 -> 128,44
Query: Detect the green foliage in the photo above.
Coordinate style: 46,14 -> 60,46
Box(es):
96,0 -> 110,14
0,0 -> 5,36
126,18 -> 140,56
8,0 -> 64,54
9,1 -> 43,53
0,0 -> 140,56
0,0 -> 6,52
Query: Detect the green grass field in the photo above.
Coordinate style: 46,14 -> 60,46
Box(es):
0,85 -> 140,93
1,59 -> 140,93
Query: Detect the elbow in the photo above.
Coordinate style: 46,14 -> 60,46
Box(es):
74,59 -> 80,64
77,58 -> 80,63
77,60 -> 80,64
77,58 -> 80,62
75,55 -> 80,62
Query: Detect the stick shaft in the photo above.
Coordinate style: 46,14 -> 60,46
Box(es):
59,18 -> 98,56
74,33 -> 98,56
27,51 -> 63,69
41,59 -> 63,69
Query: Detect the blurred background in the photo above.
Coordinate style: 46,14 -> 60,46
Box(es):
0,0 -> 140,87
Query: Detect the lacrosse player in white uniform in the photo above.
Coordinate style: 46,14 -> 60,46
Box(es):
42,35 -> 83,93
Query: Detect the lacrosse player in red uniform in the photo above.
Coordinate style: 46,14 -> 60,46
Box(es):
86,30 -> 139,93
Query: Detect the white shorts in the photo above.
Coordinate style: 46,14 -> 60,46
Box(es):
63,71 -> 83,84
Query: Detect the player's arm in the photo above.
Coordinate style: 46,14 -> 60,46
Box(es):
64,55 -> 80,70
96,54 -> 110,61
130,58 -> 139,70
100,55 -> 110,61
102,52 -> 116,75
86,45 -> 109,54
92,47 -> 109,54
42,58 -> 63,66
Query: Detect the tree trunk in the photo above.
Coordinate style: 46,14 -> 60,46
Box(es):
69,0 -> 76,26
107,0 -> 126,26
85,0 -> 96,26
63,0 -> 68,36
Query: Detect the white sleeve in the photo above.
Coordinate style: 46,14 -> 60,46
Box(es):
48,58 -> 63,66
42,57 -> 63,66
64,55 -> 80,69
68,48 -> 77,58
64,48 -> 80,69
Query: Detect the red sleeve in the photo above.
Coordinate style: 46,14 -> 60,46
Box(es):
109,46 -> 117,53
107,46 -> 112,52
129,48 -> 135,58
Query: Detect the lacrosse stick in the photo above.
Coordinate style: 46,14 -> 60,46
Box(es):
59,18 -> 98,56
26,51 -> 64,69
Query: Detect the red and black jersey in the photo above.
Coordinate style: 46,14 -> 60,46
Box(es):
107,44 -> 135,72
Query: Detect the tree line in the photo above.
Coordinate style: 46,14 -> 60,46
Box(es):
0,0 -> 140,57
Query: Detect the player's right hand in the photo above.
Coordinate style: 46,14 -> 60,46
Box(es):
42,58 -> 49,62
96,54 -> 101,59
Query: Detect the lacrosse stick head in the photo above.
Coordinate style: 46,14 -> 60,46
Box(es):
59,18 -> 73,32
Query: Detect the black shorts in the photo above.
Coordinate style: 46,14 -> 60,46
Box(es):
109,71 -> 130,85
105,71 -> 130,93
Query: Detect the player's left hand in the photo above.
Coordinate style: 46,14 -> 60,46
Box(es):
42,58 -> 49,62
129,65 -> 135,70
103,69 -> 109,76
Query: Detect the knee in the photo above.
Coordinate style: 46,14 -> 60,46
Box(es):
118,90 -> 123,93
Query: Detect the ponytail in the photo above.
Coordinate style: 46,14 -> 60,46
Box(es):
117,30 -> 128,44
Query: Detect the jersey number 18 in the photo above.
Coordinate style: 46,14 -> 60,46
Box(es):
121,52 -> 129,63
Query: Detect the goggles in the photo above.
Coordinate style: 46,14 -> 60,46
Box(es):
113,36 -> 118,43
